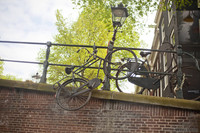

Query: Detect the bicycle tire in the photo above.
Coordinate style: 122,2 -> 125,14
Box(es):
115,61 -> 149,93
56,78 -> 92,111
115,63 -> 136,93
103,48 -> 138,80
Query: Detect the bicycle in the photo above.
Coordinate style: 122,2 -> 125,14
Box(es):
103,42 -> 173,94
53,44 -> 138,111
113,42 -> 200,100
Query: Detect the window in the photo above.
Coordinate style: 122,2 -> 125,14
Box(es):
168,0 -> 173,23
161,19 -> 165,42
172,59 -> 176,70
163,53 -> 168,90
164,53 -> 167,66
170,29 -> 175,46
157,61 -> 159,71
160,80 -> 163,97
199,19 -> 200,34
198,0 -> 200,8
195,51 -> 200,59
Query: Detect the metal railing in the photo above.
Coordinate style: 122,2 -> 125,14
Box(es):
0,40 -> 176,83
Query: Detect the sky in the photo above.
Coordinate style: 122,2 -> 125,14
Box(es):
0,0 -> 156,82
0,0 -> 80,81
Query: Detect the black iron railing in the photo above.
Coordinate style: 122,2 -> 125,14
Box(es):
0,40 -> 176,83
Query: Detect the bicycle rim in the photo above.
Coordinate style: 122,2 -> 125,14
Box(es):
103,48 -> 138,80
56,78 -> 92,111
116,63 -> 138,93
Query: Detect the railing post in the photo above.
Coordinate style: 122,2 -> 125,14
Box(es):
176,45 -> 183,98
40,41 -> 51,83
101,28 -> 118,91
101,41 -> 113,91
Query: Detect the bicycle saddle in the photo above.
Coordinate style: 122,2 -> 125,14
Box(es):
65,66 -> 75,74
140,51 -> 151,57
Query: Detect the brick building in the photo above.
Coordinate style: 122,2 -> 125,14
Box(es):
147,0 -> 200,100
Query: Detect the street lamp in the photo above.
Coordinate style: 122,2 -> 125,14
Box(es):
101,3 -> 128,91
111,3 -> 128,28
183,11 -> 200,23
183,11 -> 193,22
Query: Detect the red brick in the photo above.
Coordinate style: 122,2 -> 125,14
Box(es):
0,87 -> 199,133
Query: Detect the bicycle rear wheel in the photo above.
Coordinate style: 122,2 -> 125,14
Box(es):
115,63 -> 136,93
116,61 -> 150,93
56,78 -> 92,111
103,48 -> 138,80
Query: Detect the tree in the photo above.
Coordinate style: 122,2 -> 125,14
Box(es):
0,59 -> 22,81
72,0 -> 194,27
0,60 -> 3,76
38,3 -> 142,84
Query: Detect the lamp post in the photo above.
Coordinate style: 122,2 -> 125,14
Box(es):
102,3 -> 128,91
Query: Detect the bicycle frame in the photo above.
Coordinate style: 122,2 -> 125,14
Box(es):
123,44 -> 200,97
71,55 -> 104,81
53,47 -> 107,90
117,52 -> 178,93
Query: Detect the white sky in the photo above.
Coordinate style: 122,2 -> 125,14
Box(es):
0,0 -> 156,82
0,0 -> 80,81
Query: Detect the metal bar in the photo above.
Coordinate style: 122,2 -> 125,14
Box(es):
0,58 -> 176,74
0,59 -> 104,69
51,43 -> 108,49
0,40 -> 177,53
137,71 -> 174,75
52,43 -> 176,53
74,58 -> 101,74
97,59 -> 103,78
0,59 -> 43,65
0,40 -> 47,46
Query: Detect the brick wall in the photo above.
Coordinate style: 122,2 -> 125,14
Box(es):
0,87 -> 200,133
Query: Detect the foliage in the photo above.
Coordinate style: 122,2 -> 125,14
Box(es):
0,60 -> 22,81
38,3 -> 142,84
72,0 -> 194,28
1,74 -> 22,81
0,60 -> 3,76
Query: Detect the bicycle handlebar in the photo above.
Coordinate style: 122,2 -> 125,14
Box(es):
77,47 -> 91,54
77,43 -> 98,55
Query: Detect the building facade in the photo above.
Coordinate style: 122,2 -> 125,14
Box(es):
148,0 -> 200,100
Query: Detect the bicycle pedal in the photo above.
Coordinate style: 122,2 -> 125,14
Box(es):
88,78 -> 101,89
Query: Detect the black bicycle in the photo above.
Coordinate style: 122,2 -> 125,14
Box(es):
53,44 -> 138,111
113,42 -> 200,100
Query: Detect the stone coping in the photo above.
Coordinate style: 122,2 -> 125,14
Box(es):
0,79 -> 199,111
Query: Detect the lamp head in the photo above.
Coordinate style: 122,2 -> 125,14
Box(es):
183,11 -> 194,22
111,3 -> 128,28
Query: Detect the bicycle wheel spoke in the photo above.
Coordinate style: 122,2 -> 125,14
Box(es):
103,49 -> 138,80
116,63 -> 136,93
56,78 -> 92,111
77,95 -> 87,103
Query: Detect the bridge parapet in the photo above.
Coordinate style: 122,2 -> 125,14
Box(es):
0,79 -> 200,132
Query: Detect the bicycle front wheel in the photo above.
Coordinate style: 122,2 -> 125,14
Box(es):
56,78 -> 92,111
103,48 -> 138,80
